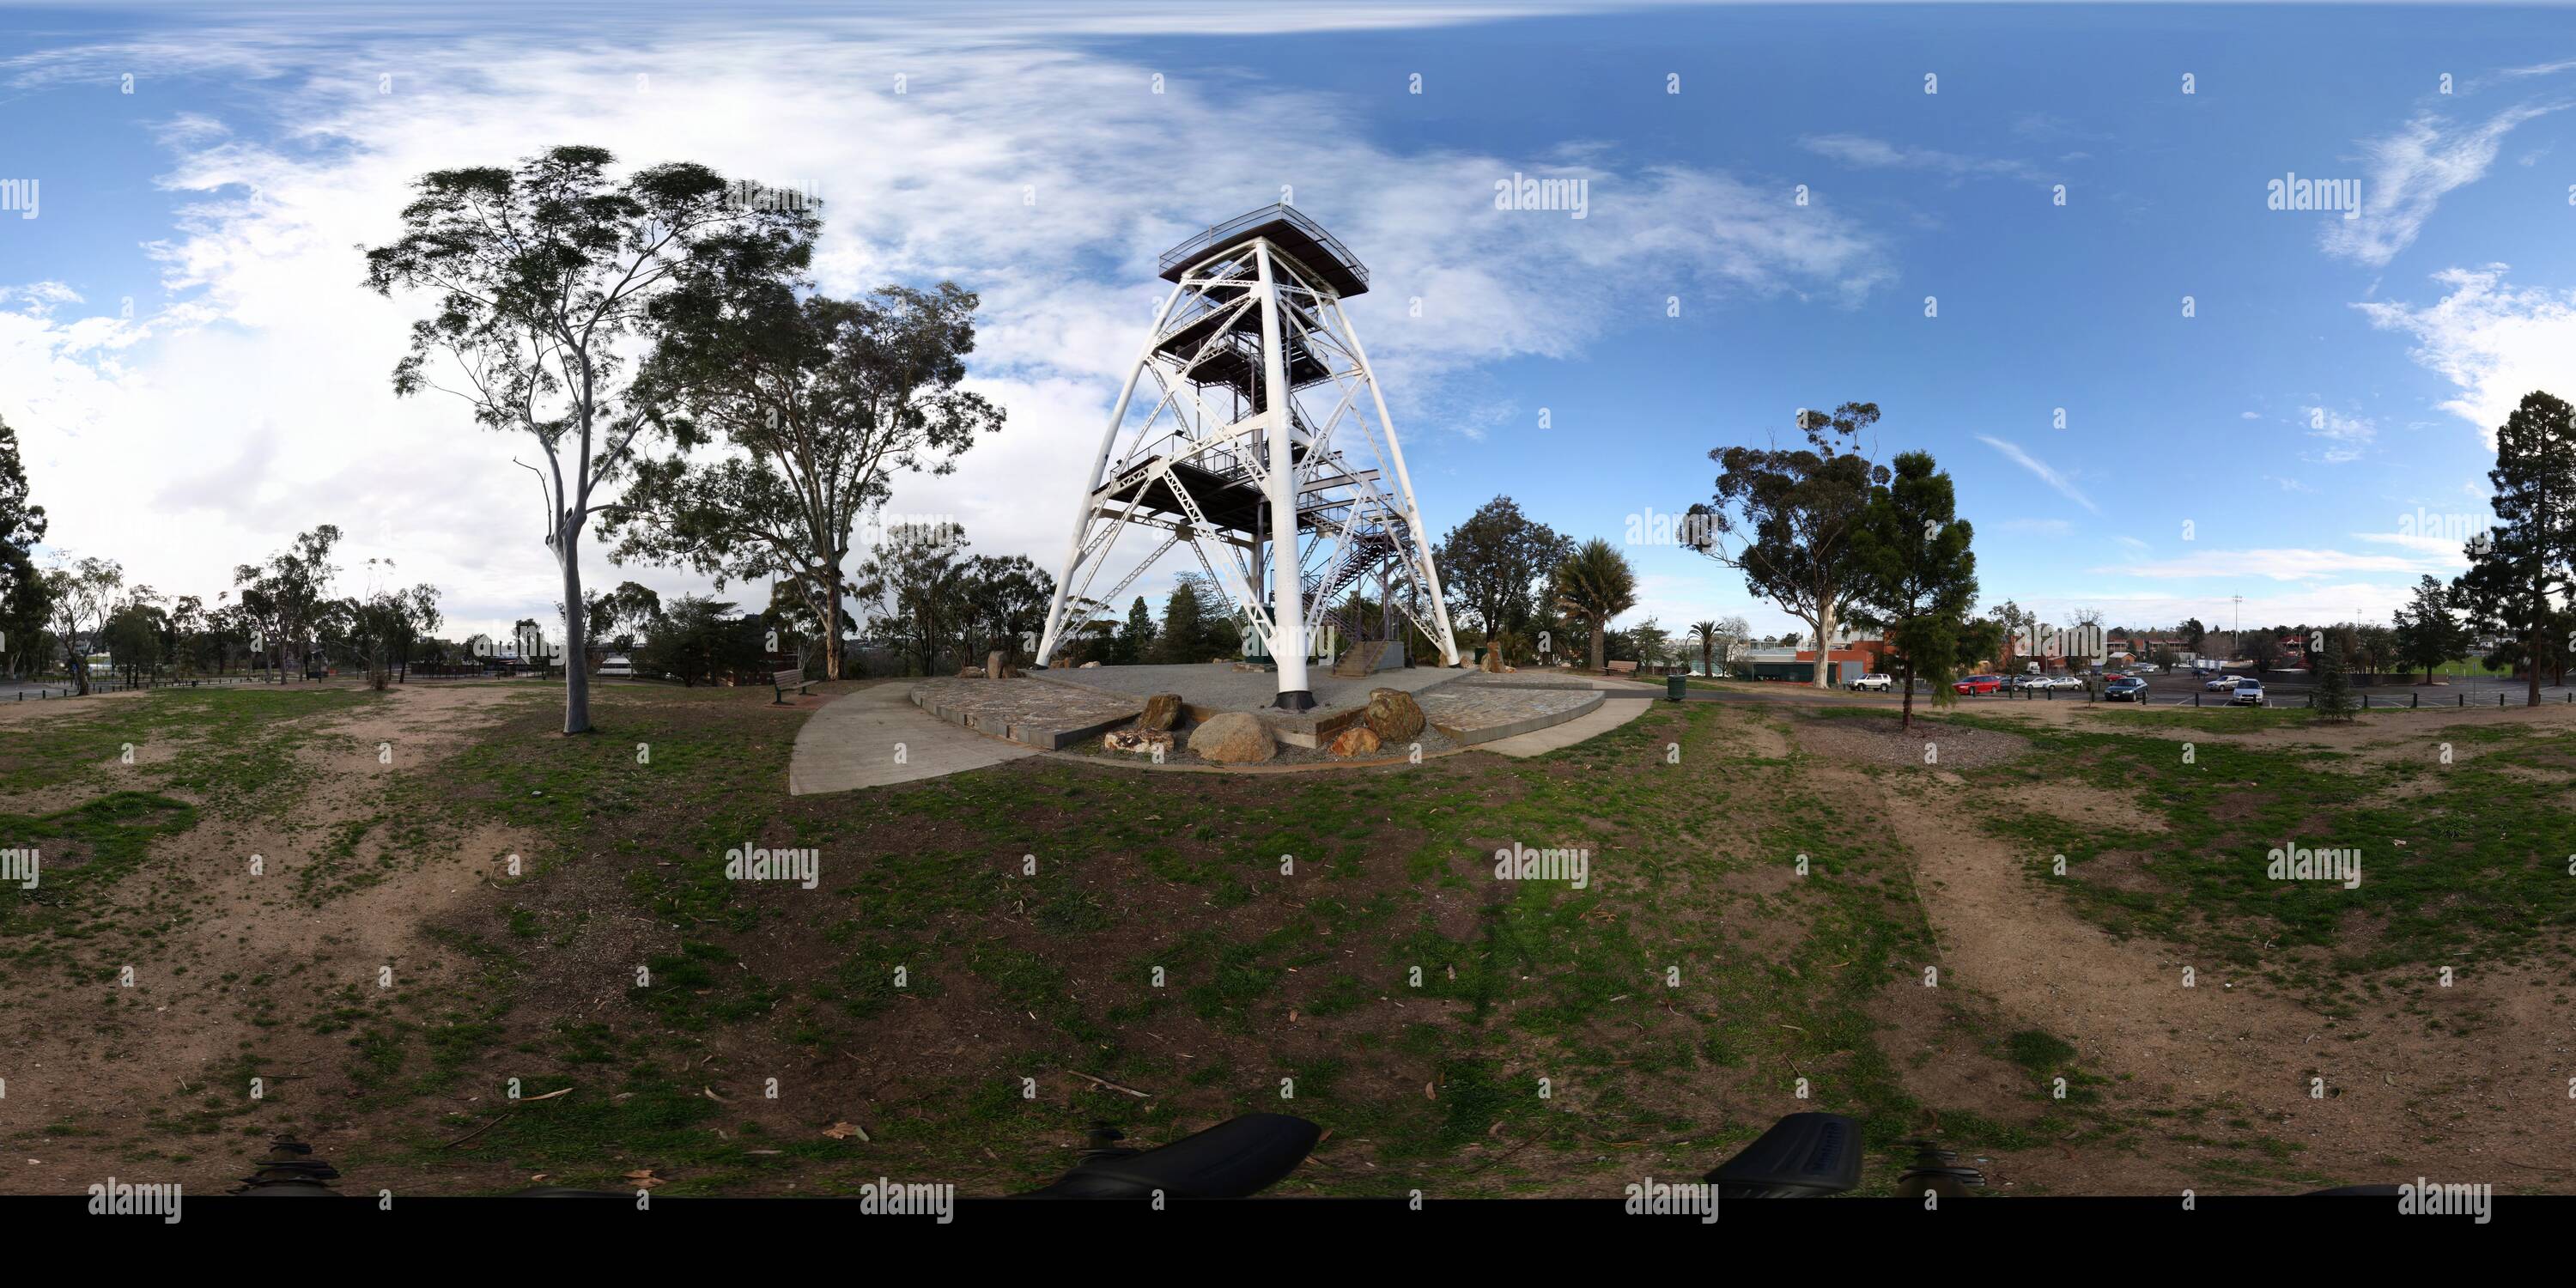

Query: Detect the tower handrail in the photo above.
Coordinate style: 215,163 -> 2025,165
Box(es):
1158,204 -> 1369,288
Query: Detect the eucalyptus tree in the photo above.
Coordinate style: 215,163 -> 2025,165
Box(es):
363,144 -> 818,732
1687,404 -> 1888,690
606,282 -> 1001,681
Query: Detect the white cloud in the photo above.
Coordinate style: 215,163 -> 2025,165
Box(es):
1797,134 -> 2044,184
0,23 -> 1896,641
1975,434 -> 2099,513
2353,264 -> 2576,447
2300,405 -> 2375,463
2000,518 -> 2074,536
2352,532 -> 2477,562
2014,583 -> 2416,632
2094,547 -> 2456,582
2321,103 -> 2562,267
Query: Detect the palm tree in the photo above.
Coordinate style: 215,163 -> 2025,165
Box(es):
1690,619 -> 1719,678
1551,538 -> 1637,673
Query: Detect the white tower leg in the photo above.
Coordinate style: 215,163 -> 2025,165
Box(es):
1255,245 -> 1312,710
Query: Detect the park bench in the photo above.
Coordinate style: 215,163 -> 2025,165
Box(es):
772,667 -> 817,704
1605,660 -> 1639,677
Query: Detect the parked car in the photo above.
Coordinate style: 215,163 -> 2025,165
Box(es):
1953,674 -> 2002,696
2231,679 -> 2265,706
2104,675 -> 2150,702
598,653 -> 635,677
1847,673 -> 1893,691
2202,673 -> 2241,691
2037,674 -> 2081,690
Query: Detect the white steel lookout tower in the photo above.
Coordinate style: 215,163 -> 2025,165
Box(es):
1035,204 -> 1461,711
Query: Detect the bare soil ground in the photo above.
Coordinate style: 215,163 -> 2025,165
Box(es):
1795,709 -> 2576,1194
0,682 -> 543,1193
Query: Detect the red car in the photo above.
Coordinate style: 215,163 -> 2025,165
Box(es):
1953,674 -> 2002,696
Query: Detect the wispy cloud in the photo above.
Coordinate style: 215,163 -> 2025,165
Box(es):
2321,103 -> 2564,267
0,19 -> 1901,642
1797,134 -> 2045,184
1976,434 -> 2099,513
2300,406 -> 2375,463
1999,518 -> 2074,537
2095,547 -> 2456,581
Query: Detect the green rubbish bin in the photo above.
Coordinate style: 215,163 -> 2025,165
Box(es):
1668,674 -> 1687,702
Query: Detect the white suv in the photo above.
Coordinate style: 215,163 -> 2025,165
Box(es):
1847,673 -> 1893,691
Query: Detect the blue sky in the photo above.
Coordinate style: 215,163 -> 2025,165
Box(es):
6,2 -> 2576,641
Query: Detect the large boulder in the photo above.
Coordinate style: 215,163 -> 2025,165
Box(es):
1481,648 -> 1505,673
1325,725 -> 1382,758
1188,712 -> 1276,764
1364,688 -> 1425,743
1138,693 -> 1184,732
986,650 -> 1017,680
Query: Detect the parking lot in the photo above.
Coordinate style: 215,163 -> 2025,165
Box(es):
1942,668 -> 2576,708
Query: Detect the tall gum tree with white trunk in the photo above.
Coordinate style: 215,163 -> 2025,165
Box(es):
1686,402 -> 1888,690
361,145 -> 818,733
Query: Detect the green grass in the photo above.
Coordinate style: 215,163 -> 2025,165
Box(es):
9,676 -> 2561,1194
1953,713 -> 2576,1005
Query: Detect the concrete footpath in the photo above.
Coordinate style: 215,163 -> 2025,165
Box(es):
1478,689 -> 1655,756
787,682 -> 1033,795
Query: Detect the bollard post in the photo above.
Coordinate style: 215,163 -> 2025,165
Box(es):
2411,692 -> 2418,708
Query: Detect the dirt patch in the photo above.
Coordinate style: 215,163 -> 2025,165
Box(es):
1848,763 -> 2576,1194
1788,712 -> 2032,771
1999,781 -> 2169,834
0,683 -> 542,1194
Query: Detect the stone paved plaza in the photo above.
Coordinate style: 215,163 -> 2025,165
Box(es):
1418,684 -> 1602,744
909,677 -> 1143,750
901,664 -> 1612,757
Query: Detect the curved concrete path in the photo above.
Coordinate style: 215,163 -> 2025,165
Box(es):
788,682 -> 1033,795
1478,688 -> 1655,756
